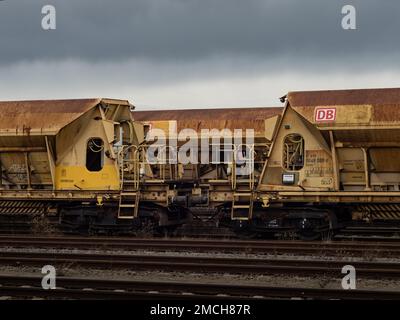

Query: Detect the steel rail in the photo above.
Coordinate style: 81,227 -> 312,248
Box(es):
1,234 -> 400,247
0,275 -> 399,300
0,235 -> 400,256
1,234 -> 400,246
0,251 -> 399,278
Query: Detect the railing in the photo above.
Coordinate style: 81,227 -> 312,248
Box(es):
117,145 -> 140,190
231,144 -> 255,190
117,142 -> 271,190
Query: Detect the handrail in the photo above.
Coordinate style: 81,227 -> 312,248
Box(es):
117,142 -> 268,189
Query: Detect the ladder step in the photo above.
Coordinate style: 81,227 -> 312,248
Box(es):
231,217 -> 250,221
233,193 -> 252,196
118,215 -> 135,219
121,192 -> 137,196
233,205 -> 251,209
119,204 -> 137,208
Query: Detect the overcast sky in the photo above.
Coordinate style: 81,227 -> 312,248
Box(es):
0,0 -> 399,109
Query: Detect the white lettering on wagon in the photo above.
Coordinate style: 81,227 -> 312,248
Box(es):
315,107 -> 336,122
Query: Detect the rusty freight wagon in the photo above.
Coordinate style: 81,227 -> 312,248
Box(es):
0,98 -> 158,233
134,107 -> 282,226
252,88 -> 400,239
2,88 -> 400,239
135,88 -> 400,239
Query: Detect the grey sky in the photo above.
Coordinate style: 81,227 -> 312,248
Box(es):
0,0 -> 399,108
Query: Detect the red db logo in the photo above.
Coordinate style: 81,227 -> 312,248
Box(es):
315,108 -> 336,122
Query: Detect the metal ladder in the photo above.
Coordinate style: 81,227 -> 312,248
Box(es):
159,145 -> 178,180
117,146 -> 140,219
231,144 -> 255,190
118,191 -> 139,219
231,192 -> 254,220
231,144 -> 255,220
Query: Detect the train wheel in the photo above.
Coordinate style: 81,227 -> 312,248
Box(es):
232,221 -> 258,239
298,229 -> 323,241
298,229 -> 332,241
236,230 -> 258,239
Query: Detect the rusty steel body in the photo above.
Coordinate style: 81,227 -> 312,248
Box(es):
134,107 -> 282,217
1,88 -> 400,234
135,88 -> 400,226
134,107 -> 282,139
0,98 -> 142,222
258,88 -> 400,222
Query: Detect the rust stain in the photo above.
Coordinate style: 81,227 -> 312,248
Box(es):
135,107 -> 283,121
0,98 -> 102,134
287,88 -> 400,122
23,126 -> 31,136
135,107 -> 283,135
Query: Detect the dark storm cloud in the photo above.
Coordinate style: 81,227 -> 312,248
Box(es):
0,0 -> 399,67
1,0 -> 400,107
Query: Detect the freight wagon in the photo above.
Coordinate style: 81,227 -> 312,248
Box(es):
1,88 -> 400,239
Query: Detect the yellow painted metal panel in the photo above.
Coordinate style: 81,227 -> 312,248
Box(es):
264,115 -> 280,141
55,164 -> 119,190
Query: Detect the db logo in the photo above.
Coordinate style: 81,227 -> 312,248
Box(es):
315,107 -> 336,122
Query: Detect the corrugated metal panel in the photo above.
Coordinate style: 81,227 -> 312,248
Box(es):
0,98 -> 102,135
0,201 -> 50,215
356,204 -> 400,220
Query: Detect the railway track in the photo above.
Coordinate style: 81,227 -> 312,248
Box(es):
0,274 -> 399,300
1,236 -> 399,300
0,250 -> 399,278
0,235 -> 400,256
1,220 -> 400,241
